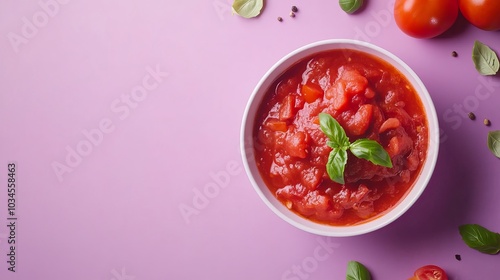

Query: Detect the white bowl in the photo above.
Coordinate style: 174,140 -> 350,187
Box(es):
240,39 -> 439,237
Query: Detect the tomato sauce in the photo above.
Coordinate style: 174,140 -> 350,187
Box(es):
253,49 -> 428,226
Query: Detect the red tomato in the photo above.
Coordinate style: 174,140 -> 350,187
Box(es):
301,83 -> 323,103
394,0 -> 458,38
410,265 -> 448,280
459,0 -> 500,31
279,95 -> 296,121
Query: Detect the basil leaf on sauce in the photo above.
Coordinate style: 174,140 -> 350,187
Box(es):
459,224 -> 500,255
350,139 -> 393,168
319,113 -> 350,148
232,0 -> 263,18
319,113 -> 393,184
472,41 -> 499,76
346,261 -> 372,280
339,0 -> 364,14
487,131 -> 500,158
327,148 -> 348,185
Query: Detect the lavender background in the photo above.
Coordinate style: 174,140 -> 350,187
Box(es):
1,0 -> 500,279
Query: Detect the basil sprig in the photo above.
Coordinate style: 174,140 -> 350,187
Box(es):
459,224 -> 500,255
319,113 -> 392,184
346,261 -> 372,280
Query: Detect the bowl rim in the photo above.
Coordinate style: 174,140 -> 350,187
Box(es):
240,39 -> 440,237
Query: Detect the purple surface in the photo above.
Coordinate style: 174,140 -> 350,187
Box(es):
1,1 -> 500,279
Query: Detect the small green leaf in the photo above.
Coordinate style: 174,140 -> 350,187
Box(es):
487,131 -> 500,158
232,0 -> 263,18
459,224 -> 500,255
318,113 -> 391,184
346,261 -> 371,280
350,139 -> 393,168
319,113 -> 349,148
327,148 -> 348,184
472,40 -> 499,75
339,0 -> 364,14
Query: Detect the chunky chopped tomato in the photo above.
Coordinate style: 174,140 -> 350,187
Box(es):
301,167 -> 323,190
341,68 -> 368,95
345,104 -> 373,136
254,50 -> 428,226
301,83 -> 324,103
265,119 -> 288,132
379,117 -> 401,133
279,95 -> 296,121
325,80 -> 349,110
285,130 -> 309,159
387,132 -> 412,157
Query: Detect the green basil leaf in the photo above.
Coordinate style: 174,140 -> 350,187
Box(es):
339,0 -> 364,14
350,139 -> 393,168
487,131 -> 500,158
232,0 -> 263,18
459,224 -> 500,255
472,40 -> 499,75
319,113 -> 349,148
326,148 -> 348,184
346,261 -> 371,280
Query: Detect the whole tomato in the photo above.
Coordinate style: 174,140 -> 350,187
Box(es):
459,0 -> 500,31
409,265 -> 449,280
394,0 -> 458,38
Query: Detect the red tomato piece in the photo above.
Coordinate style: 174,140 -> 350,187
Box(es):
286,131 -> 309,158
387,133 -> 412,157
394,0 -> 458,38
412,265 -> 448,280
296,191 -> 330,216
342,69 -> 368,95
301,167 -> 323,190
295,95 -> 305,110
301,83 -> 324,103
364,88 -> 375,99
345,104 -> 373,136
279,95 -> 296,121
406,150 -> 420,171
276,184 -> 308,205
459,0 -> 500,31
326,68 -> 368,111
257,128 -> 274,146
265,119 -> 288,132
325,80 -> 349,110
379,117 -> 401,133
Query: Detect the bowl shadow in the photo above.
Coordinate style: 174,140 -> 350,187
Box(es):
360,135 -> 478,253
